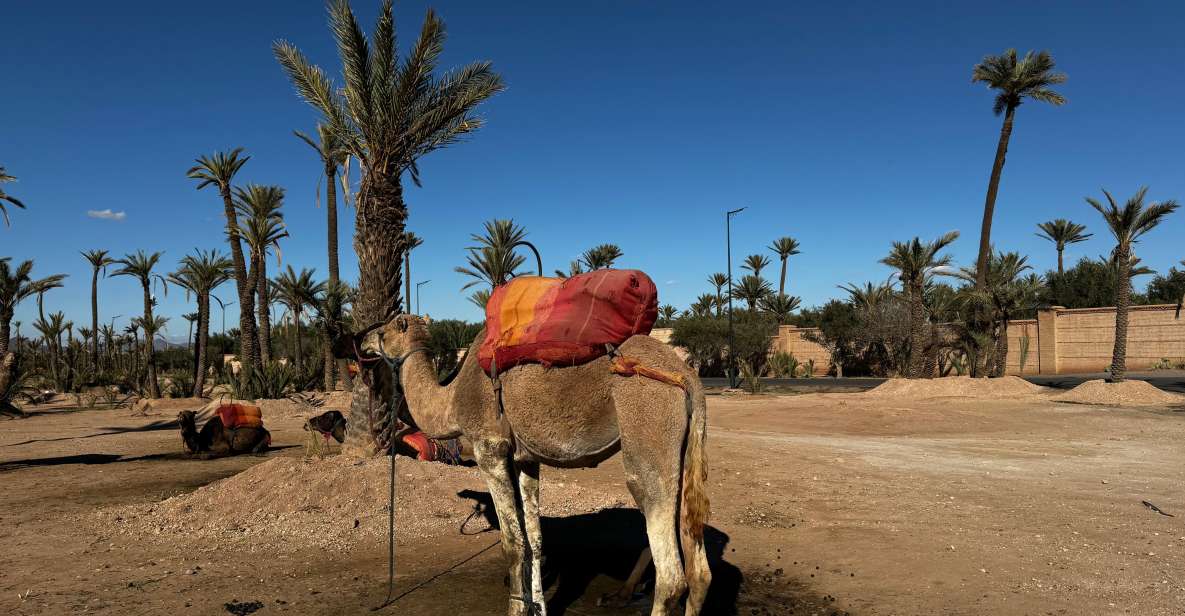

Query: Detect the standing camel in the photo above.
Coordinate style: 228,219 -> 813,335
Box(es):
341,315 -> 711,616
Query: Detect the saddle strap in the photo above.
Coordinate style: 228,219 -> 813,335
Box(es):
609,354 -> 689,392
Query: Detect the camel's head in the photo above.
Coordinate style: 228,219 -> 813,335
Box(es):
359,314 -> 430,361
177,409 -> 197,429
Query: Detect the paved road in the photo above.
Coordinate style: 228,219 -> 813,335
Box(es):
702,371 -> 1185,394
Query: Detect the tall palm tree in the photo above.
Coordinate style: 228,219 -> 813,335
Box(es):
112,250 -> 166,398
880,231 -> 959,378
275,0 -> 504,326
455,219 -> 530,291
295,124 -> 347,284
707,273 -> 728,317
759,293 -> 802,324
741,254 -> 771,278
80,249 -> 115,367
235,184 -> 288,364
971,49 -> 1067,288
402,232 -> 424,314
169,250 -> 233,396
1036,219 -> 1091,274
579,244 -> 624,270
186,148 -> 260,373
1086,187 -> 1179,382
0,260 -> 65,357
0,167 -> 27,226
732,275 -> 772,310
272,266 -> 326,378
768,237 -> 801,296
690,294 -> 717,318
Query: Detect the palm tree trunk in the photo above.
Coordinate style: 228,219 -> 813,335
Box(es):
141,284 -> 161,398
326,164 -> 340,284
404,248 -> 412,314
256,254 -> 271,364
90,267 -> 100,367
1110,246 -> 1132,382
975,106 -> 1016,289
1057,247 -> 1064,276
992,321 -> 1009,377
193,294 -> 210,397
219,185 -> 261,374
323,325 -> 336,391
293,309 -> 303,379
353,174 -> 406,326
715,290 -> 722,318
0,310 -> 11,357
907,282 -> 927,379
778,257 -> 788,296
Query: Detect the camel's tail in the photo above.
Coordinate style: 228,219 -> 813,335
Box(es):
679,377 -> 711,612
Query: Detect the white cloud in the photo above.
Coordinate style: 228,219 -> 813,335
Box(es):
665,280 -> 678,285
87,209 -> 127,221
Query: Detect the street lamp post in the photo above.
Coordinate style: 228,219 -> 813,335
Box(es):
726,207 -> 746,388
213,296 -> 234,337
415,280 -> 431,315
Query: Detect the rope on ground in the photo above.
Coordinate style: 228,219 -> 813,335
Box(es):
371,539 -> 502,611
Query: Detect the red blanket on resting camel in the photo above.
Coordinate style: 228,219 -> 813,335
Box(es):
478,269 -> 658,375
215,403 -> 263,429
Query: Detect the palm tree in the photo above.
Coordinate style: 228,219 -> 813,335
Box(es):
579,244 -> 624,270
741,254 -> 771,279
0,167 -> 27,226
971,49 -> 1067,288
732,275 -> 772,310
455,219 -> 530,291
956,251 -> 1038,376
880,231 -> 959,378
294,124 -> 347,284
112,250 -> 167,398
187,148 -> 260,373
169,250 -> 233,396
839,281 -> 895,310
402,232 -> 424,314
768,237 -> 801,296
1036,219 -> 1091,274
658,304 -> 678,324
690,294 -> 717,317
0,260 -> 66,357
275,0 -> 504,326
1086,187 -> 1179,382
81,250 -> 115,367
554,261 -> 584,278
272,266 -> 326,380
469,288 -> 492,310
759,293 -> 802,324
707,273 -> 728,317
235,184 -> 288,363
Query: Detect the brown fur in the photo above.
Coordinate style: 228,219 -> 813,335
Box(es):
356,315 -> 711,616
177,410 -> 270,456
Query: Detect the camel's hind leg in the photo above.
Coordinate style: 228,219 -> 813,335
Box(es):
614,380 -> 689,616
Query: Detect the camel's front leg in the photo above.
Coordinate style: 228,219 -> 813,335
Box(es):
517,460 -> 546,612
473,438 -> 544,616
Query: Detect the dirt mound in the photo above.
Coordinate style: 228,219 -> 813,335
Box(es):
1052,379 -> 1184,406
94,455 -> 627,553
866,376 -> 1050,399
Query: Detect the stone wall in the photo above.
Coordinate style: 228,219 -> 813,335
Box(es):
653,303 -> 1184,377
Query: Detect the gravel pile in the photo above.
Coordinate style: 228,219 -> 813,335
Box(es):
866,376 -> 1051,399
1052,379 -> 1184,407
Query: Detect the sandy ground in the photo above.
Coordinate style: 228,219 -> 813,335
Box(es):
2,387 -> 1185,615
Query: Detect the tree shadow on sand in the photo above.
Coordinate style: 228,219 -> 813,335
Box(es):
0,446 -> 298,472
457,490 -> 846,616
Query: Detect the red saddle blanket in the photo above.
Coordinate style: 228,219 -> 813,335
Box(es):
478,269 -> 658,374
214,403 -> 263,429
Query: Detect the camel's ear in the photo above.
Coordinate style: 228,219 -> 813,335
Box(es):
396,315 -> 409,333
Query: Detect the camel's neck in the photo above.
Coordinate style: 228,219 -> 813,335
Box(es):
399,347 -> 461,439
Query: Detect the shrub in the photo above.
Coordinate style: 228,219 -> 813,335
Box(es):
670,311 -> 777,377
767,351 -> 796,378
234,361 -> 296,400
739,360 -> 764,394
803,358 -> 815,378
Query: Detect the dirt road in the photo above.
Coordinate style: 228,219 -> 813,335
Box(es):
2,390 -> 1184,615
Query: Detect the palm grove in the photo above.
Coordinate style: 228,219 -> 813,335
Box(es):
0,12 -> 1182,426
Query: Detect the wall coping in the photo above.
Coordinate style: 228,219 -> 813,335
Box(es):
1046,303 -> 1180,315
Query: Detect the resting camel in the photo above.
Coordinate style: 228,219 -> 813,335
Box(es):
177,410 -> 271,456
343,314 -> 710,616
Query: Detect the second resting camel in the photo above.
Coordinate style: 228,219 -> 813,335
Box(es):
340,314 -> 711,616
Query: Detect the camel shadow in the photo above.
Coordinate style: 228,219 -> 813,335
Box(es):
457,490 -> 742,615
0,445 -> 298,472
3,419 -> 179,447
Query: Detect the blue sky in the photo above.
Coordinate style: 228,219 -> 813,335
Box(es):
4,1 -> 1184,339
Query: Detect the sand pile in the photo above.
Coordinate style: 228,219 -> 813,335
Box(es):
866,376 -> 1051,399
94,455 -> 627,553
1052,379 -> 1184,407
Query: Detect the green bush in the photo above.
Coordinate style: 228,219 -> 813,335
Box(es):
234,361 -> 296,400
670,310 -> 777,377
